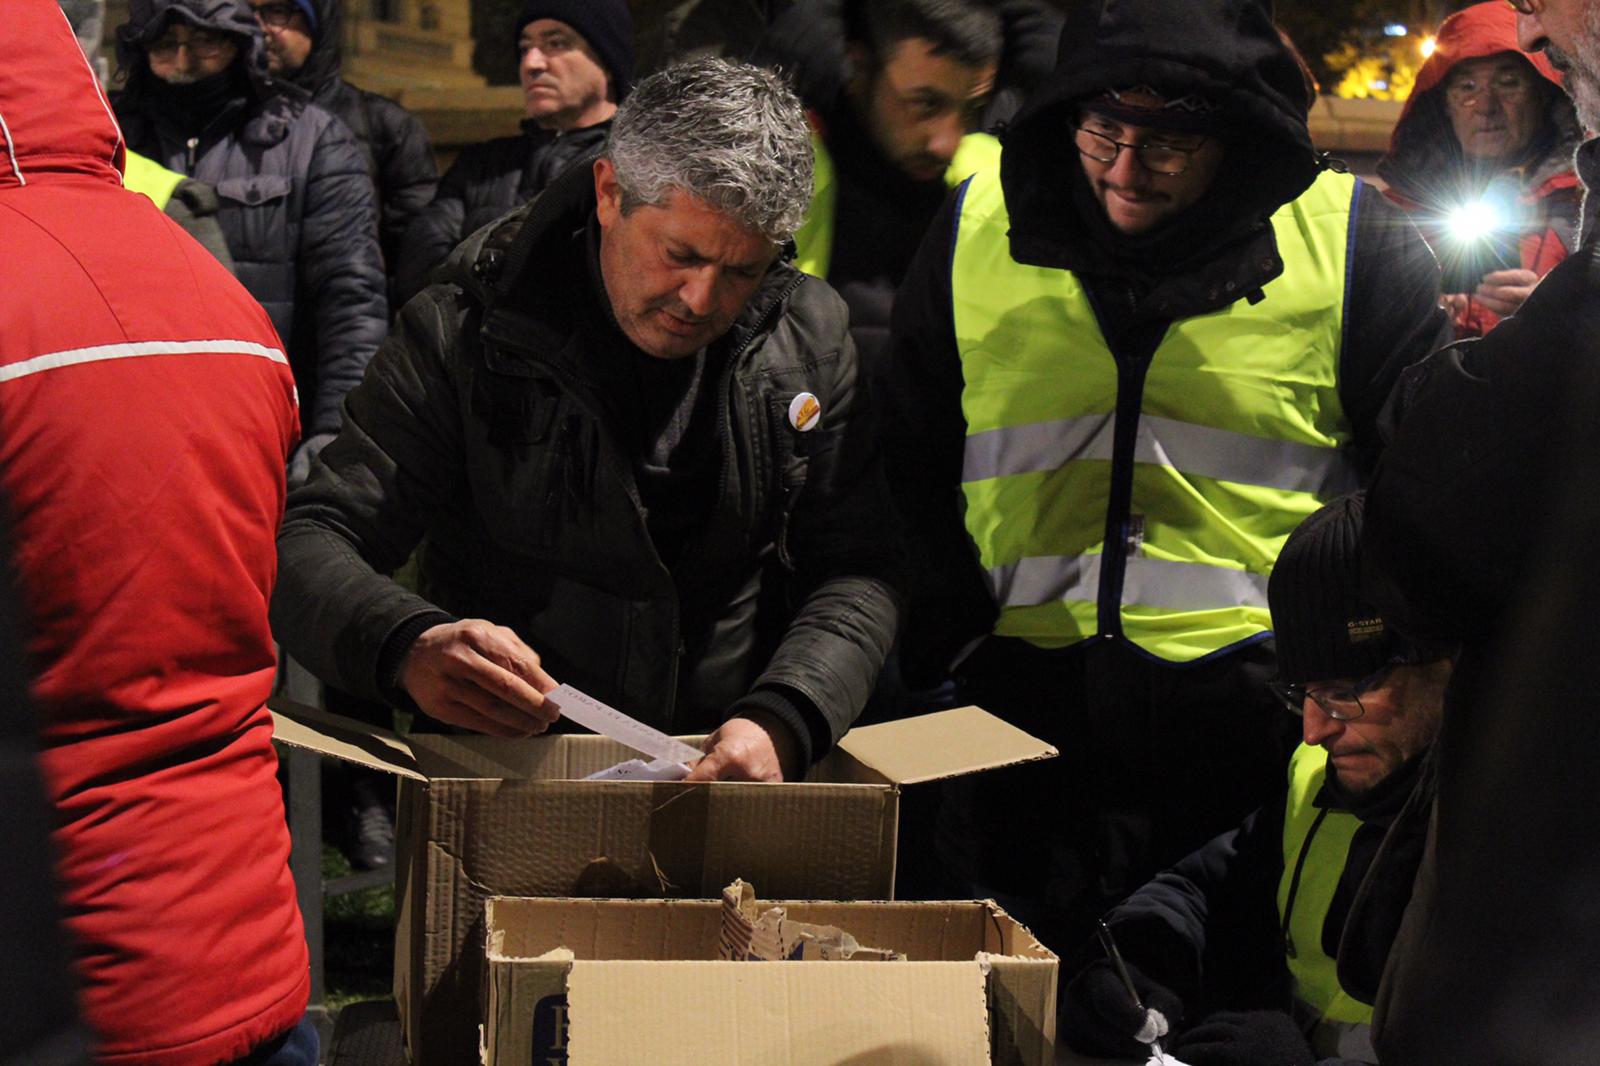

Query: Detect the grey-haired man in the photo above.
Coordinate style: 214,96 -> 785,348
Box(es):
272,58 -> 903,782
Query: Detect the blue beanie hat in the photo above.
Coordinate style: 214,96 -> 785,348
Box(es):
516,0 -> 634,100
290,0 -> 317,35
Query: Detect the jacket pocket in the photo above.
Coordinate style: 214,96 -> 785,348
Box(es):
214,174 -> 295,265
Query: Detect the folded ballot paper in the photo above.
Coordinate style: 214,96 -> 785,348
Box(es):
542,683 -> 702,781
718,878 -> 905,962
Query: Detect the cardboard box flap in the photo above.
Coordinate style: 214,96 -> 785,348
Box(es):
836,705 -> 1058,785
565,959 -> 991,1064
267,698 -> 425,781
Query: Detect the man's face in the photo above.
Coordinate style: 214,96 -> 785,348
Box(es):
1518,0 -> 1600,130
593,158 -> 778,361
851,36 -> 996,183
519,18 -> 614,131
1300,661 -> 1449,796
252,1 -> 315,78
1444,54 -> 1544,164
1075,107 -> 1225,236
145,20 -> 240,84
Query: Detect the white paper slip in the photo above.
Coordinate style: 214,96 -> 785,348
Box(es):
1147,1051 -> 1193,1066
545,683 -> 705,765
584,757 -> 693,782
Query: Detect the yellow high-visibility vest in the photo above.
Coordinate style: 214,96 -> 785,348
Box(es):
1278,745 -> 1375,1048
122,150 -> 186,211
793,129 -> 1001,279
951,165 -> 1359,660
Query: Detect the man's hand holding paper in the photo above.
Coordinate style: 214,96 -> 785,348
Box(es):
685,710 -> 802,783
399,619 -> 560,737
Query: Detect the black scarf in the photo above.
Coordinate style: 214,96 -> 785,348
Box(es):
138,63 -> 250,139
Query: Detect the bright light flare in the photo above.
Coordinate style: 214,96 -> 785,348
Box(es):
1421,36 -> 1438,58
1448,199 -> 1505,242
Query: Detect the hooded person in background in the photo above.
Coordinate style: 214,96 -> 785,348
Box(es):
882,0 -> 1450,956
1378,1 -> 1581,338
113,0 -> 387,486
394,0 -> 633,305
1059,494 -> 1450,1066
250,0 -> 437,298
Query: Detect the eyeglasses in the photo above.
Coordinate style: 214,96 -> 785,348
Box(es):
147,28 -> 236,60
1505,0 -> 1540,14
1073,126 -> 1206,176
1268,666 -> 1395,723
251,2 -> 302,29
519,30 -> 579,57
1445,69 -> 1536,106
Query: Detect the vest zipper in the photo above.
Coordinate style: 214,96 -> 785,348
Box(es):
1280,806 -> 1331,959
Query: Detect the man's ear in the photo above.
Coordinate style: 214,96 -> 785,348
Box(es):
593,156 -> 621,228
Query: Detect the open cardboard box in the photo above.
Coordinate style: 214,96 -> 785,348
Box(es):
269,699 -> 1056,1066
482,891 -> 1059,1065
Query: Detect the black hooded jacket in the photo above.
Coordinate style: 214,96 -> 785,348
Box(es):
113,0 -> 387,446
882,0 -> 1451,682
284,0 -> 438,282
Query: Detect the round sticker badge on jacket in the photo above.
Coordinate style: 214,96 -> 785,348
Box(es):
788,392 -> 822,432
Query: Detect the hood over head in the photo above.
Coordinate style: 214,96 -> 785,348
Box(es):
1000,0 -> 1322,284
114,0 -> 276,102
1378,1 -> 1578,205
2,0 -> 125,190
284,0 -> 344,96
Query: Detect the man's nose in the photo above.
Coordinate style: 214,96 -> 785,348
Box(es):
1301,698 -> 1342,747
523,48 -> 548,73
926,116 -> 963,166
679,269 -> 717,317
1106,145 -> 1148,186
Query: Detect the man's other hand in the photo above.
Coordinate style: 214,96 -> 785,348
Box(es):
683,710 -> 801,782
1474,268 -> 1540,318
398,620 -> 559,737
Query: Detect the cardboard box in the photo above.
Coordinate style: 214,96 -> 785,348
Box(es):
269,700 -> 1056,1066
482,891 -> 1059,1065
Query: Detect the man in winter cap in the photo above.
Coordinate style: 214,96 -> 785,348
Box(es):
394,0 -> 634,302
881,0 -> 1451,959
1059,495 -> 1449,1066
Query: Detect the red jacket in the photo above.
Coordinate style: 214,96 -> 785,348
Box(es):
1378,1 -> 1582,337
0,3 -> 307,1062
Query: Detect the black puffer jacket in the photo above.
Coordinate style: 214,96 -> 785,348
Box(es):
284,0 -> 437,281
272,162 -> 903,756
114,0 -> 387,446
393,120 -> 610,306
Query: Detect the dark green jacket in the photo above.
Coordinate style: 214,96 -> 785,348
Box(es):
271,163 -> 903,754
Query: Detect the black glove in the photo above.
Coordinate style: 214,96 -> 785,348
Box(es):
1173,1009 -> 1316,1066
1060,957 -> 1183,1059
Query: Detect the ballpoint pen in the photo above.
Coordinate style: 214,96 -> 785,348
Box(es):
1096,918 -> 1166,1059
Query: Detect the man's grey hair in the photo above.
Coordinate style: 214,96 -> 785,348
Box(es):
604,57 -> 814,244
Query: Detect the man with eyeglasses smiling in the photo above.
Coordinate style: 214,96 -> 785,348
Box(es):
1059,495 -> 1450,1066
882,0 -> 1449,963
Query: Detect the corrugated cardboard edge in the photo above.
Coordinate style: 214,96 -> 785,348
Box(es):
566,959 -> 992,1064
268,697 -> 425,781
837,705 -> 1058,786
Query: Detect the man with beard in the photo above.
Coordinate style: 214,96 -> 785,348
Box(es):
1060,495 -> 1449,1066
1358,0 -> 1600,1061
883,0 -> 1449,957
1378,2 -> 1582,338
113,0 -> 387,486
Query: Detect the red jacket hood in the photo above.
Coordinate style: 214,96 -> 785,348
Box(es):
0,0 -> 124,190
1393,2 -> 1563,147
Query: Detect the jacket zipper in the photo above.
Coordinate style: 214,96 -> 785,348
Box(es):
1083,283 -> 1155,642
184,137 -> 199,174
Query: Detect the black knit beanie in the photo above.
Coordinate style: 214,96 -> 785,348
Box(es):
515,0 -> 634,101
1268,493 -> 1396,684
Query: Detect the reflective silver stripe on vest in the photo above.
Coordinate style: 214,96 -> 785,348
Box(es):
964,414 -> 1358,497
989,554 -> 1269,611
